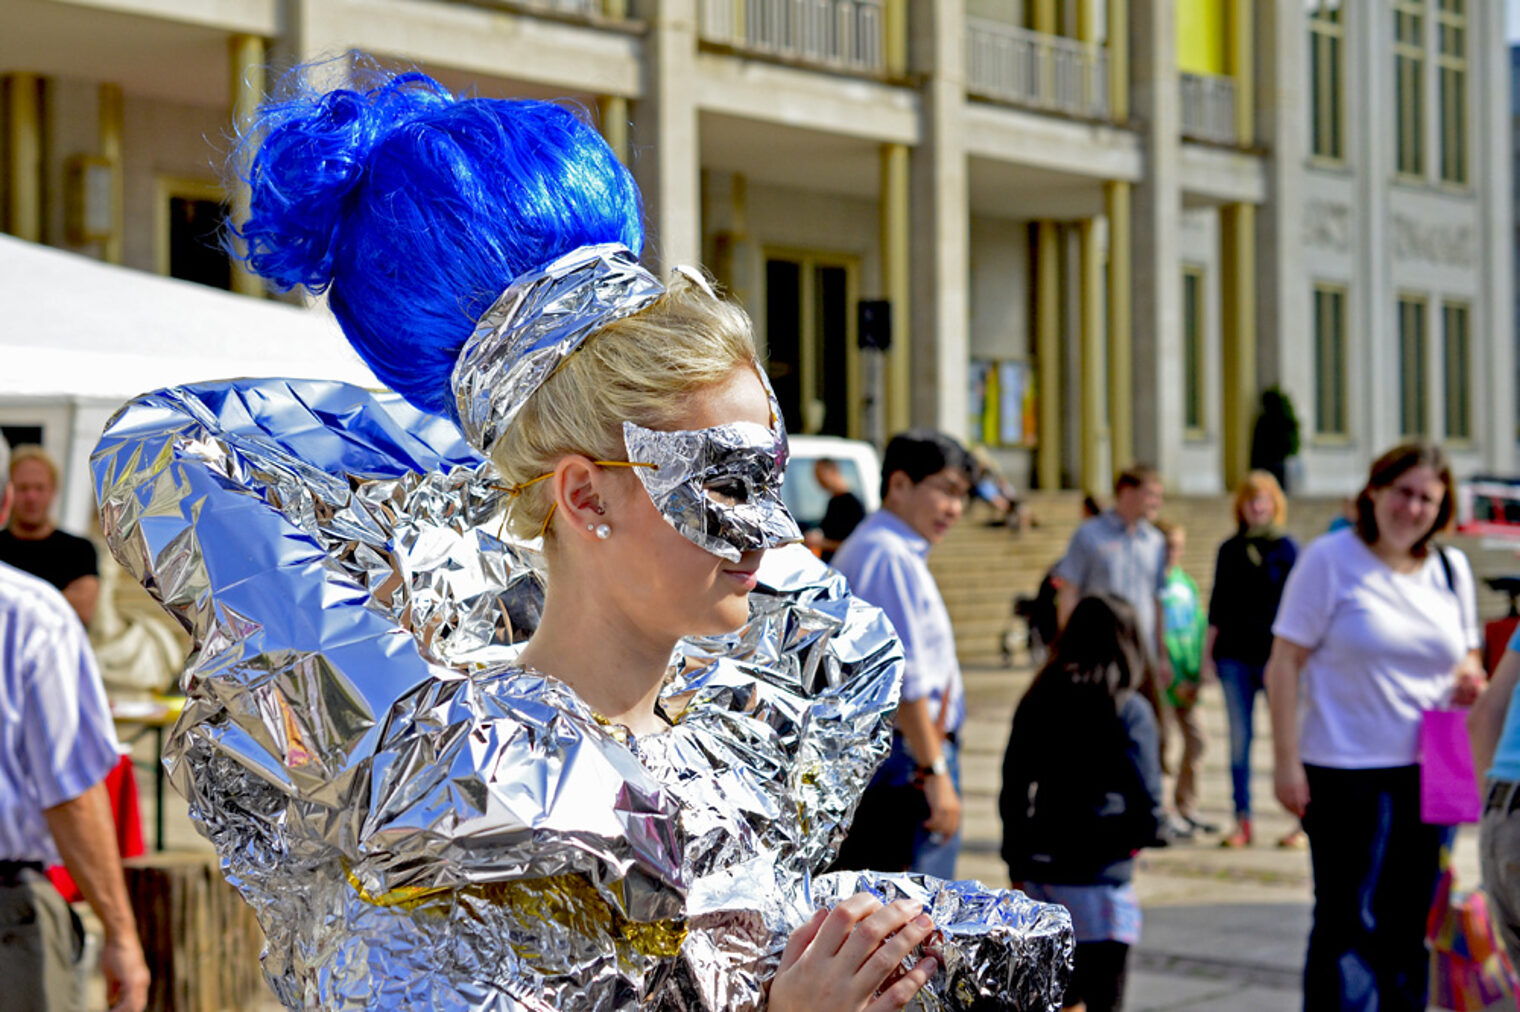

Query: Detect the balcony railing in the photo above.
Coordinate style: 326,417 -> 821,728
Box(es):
964,21 -> 1110,121
699,0 -> 887,75
493,0 -> 605,14
1179,71 -> 1238,145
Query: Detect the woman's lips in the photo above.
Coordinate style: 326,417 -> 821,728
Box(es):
723,568 -> 759,590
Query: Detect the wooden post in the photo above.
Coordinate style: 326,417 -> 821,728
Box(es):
124,852 -> 266,1012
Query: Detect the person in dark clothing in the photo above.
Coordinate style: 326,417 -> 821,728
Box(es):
1001,593 -> 1166,1012
0,445 -> 98,625
806,457 -> 866,563
1203,470 -> 1298,849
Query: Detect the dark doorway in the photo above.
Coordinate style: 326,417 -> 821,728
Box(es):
764,254 -> 855,437
168,196 -> 231,291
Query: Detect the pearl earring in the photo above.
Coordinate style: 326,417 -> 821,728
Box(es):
588,522 -> 612,540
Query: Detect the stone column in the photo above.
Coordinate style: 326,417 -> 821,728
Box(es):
1106,179 -> 1134,475
1079,216 -> 1109,492
1128,0 -> 1180,476
908,0 -> 969,436
1035,222 -> 1062,489
631,0 -> 701,272
1219,0 -> 1256,487
880,143 -> 911,436
1220,204 -> 1256,487
98,82 -> 125,265
228,34 -> 265,295
596,95 -> 631,166
1030,0 -> 1062,487
1477,0 -> 1515,473
1254,1 -> 1307,405
1356,3 -> 1393,451
4,73 -> 42,241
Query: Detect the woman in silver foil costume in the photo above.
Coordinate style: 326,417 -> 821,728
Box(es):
90,66 -> 1073,1011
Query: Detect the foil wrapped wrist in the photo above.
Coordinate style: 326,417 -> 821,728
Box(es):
93,378 -> 1072,1010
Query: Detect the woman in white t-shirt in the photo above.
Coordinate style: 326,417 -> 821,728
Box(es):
1266,442 -> 1484,1012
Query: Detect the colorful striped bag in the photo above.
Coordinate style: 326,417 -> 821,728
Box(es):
1428,851 -> 1520,1011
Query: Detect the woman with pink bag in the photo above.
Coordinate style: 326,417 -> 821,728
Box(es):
1266,442 -> 1485,1011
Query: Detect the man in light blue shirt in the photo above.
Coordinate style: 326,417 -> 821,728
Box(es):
1468,624 -> 1520,972
831,430 -> 973,879
0,435 -> 149,1011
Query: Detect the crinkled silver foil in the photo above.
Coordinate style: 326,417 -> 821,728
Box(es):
623,413 -> 801,563
451,243 -> 663,453
93,378 -> 1072,1011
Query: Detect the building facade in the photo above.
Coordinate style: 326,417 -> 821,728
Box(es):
1,0 -> 1512,501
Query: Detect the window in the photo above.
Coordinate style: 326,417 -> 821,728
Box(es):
1182,267 -> 1205,434
156,177 -> 233,291
1398,296 -> 1428,437
1313,284 -> 1347,436
1443,301 -> 1471,440
1307,0 -> 1344,160
1394,0 -> 1425,177
1436,0 -> 1467,184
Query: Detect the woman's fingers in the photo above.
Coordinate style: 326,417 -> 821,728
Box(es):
778,907 -> 828,973
836,899 -> 924,971
809,892 -> 887,960
866,955 -> 939,1012
858,909 -> 937,987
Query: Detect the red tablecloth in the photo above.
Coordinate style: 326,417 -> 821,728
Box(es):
47,754 -> 145,901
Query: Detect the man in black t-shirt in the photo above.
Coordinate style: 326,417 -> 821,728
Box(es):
804,458 -> 866,564
0,446 -> 98,625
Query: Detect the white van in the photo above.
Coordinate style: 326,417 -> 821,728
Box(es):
781,435 -> 881,531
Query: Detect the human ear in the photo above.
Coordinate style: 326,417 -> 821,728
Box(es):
885,471 -> 913,503
550,456 -> 611,542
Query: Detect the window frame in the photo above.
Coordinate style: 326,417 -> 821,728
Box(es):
1397,293 -> 1430,438
1307,0 -> 1346,163
1393,0 -> 1426,180
1434,0 -> 1468,186
1441,299 -> 1472,443
1312,282 -> 1349,439
1181,264 -> 1207,439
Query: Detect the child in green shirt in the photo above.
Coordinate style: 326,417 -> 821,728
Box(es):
1157,520 -> 1214,835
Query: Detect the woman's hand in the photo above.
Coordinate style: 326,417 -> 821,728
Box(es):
769,895 -> 940,1012
1274,760 -> 1310,819
1453,650 -> 1487,707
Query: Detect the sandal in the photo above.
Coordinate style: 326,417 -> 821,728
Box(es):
1219,818 -> 1252,848
1276,827 -> 1308,849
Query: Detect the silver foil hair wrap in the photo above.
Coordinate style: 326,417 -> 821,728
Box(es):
93,378 -> 1072,1011
623,411 -> 802,563
451,242 -> 663,453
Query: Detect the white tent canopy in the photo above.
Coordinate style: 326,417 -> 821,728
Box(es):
0,235 -> 387,531
0,234 -> 379,399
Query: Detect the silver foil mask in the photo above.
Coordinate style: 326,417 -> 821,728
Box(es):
622,405 -> 801,563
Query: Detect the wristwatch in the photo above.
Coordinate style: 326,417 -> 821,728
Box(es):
918,754 -> 950,777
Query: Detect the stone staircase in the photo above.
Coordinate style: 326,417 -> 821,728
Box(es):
928,491 -> 1520,669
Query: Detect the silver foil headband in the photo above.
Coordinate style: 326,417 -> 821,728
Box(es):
451,243 -> 665,454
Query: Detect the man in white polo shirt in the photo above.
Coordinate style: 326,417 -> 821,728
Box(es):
0,434 -> 149,1012
830,429 -> 974,878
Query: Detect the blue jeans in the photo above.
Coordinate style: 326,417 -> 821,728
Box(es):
871,735 -> 963,879
1216,658 -> 1264,817
1301,764 -> 1445,1012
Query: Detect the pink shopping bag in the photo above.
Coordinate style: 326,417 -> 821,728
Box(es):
1420,709 -> 1483,825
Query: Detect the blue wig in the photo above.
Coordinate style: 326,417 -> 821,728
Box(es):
233,68 -> 644,417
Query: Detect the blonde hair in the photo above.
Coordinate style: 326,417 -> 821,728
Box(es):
10,444 -> 59,487
1232,469 -> 1287,527
489,272 -> 758,541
